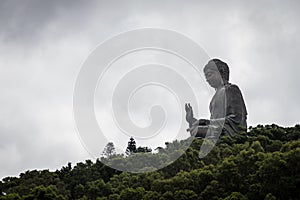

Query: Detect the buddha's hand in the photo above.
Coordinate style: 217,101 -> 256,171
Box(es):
185,103 -> 194,123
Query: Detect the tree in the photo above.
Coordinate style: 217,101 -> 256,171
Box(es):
103,142 -> 116,158
119,187 -> 145,200
23,185 -> 66,200
125,137 -> 137,155
142,191 -> 160,200
136,146 -> 152,153
86,179 -> 111,200
0,193 -> 21,200
73,184 -> 84,199
264,193 -> 276,200
223,192 -> 248,200
174,190 -> 198,200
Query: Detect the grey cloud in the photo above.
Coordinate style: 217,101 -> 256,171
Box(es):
0,0 -> 98,45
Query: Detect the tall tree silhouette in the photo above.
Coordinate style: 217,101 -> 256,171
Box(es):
125,137 -> 137,155
102,142 -> 116,158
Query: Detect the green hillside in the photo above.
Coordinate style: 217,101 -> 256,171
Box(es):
1,124 -> 299,200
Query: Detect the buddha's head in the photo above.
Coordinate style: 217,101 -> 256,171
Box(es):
203,59 -> 229,88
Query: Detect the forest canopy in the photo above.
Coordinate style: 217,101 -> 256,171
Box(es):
0,124 -> 299,200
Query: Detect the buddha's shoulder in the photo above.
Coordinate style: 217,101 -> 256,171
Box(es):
225,83 -> 241,93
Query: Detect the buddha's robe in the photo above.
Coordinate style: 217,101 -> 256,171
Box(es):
191,83 -> 247,137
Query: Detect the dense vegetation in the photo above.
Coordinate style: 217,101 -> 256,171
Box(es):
1,124 -> 299,200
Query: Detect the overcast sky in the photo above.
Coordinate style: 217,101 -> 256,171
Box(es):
1,0 -> 299,179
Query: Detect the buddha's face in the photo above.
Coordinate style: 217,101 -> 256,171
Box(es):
204,68 -> 223,88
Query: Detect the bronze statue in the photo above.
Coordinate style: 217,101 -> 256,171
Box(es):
185,59 -> 247,138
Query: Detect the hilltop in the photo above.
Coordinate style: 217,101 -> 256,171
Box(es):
1,124 -> 299,200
